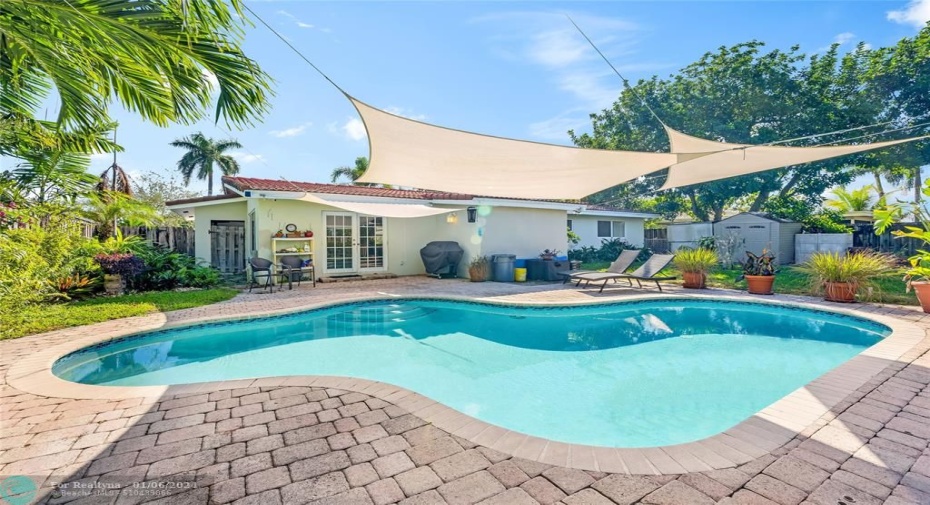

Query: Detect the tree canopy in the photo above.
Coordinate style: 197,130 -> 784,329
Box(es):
572,25 -> 930,221
170,132 -> 242,196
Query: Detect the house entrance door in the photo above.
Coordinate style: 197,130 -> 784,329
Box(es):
323,212 -> 387,275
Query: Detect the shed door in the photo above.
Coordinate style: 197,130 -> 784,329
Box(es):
209,221 -> 245,273
743,224 -> 772,255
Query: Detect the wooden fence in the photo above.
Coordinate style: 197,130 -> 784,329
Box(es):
119,226 -> 196,257
852,223 -> 922,258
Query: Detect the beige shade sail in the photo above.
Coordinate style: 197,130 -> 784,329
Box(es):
350,97 -> 681,199
297,194 -> 460,218
661,127 -> 928,189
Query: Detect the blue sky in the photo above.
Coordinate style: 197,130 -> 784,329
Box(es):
30,1 -> 930,194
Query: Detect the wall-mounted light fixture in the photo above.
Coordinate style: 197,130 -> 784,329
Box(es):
446,213 -> 459,224
467,207 -> 477,223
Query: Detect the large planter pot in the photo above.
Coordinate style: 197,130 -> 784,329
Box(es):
681,271 -> 706,289
911,281 -> 930,313
824,281 -> 858,303
468,267 -> 488,282
745,275 -> 775,295
103,274 -> 125,296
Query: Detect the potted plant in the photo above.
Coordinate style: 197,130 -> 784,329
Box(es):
875,182 -> 930,311
539,249 -> 560,261
94,253 -> 145,295
740,250 -> 777,295
672,248 -> 718,289
799,251 -> 892,303
468,255 -> 490,282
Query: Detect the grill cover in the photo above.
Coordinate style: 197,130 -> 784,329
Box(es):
420,241 -> 464,277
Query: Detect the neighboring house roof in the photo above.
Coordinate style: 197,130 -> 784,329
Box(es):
717,212 -> 796,223
574,203 -> 659,219
221,177 -> 473,201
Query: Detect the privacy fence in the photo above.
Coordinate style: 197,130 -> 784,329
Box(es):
852,223 -> 922,258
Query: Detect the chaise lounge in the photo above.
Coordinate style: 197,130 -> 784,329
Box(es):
572,253 -> 677,293
561,248 -> 641,284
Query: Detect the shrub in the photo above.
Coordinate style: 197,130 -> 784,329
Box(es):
799,251 -> 894,293
673,248 -> 718,273
597,238 -> 650,262
568,246 -> 598,263
94,253 -> 146,277
741,250 -> 776,276
130,243 -> 221,290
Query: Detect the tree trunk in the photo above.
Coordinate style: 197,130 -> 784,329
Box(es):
208,170 -> 213,196
687,192 -> 709,222
915,166 -> 921,205
748,191 -> 769,212
873,172 -> 886,204
713,206 -> 724,222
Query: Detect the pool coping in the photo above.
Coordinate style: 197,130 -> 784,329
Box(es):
6,291 -> 927,474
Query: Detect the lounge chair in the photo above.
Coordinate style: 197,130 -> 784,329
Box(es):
573,254 -> 677,293
559,249 -> 640,284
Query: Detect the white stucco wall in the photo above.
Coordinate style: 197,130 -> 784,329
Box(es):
191,201 -> 248,263
569,215 -> 647,249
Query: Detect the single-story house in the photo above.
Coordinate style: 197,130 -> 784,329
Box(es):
567,204 -> 658,250
166,176 -> 655,278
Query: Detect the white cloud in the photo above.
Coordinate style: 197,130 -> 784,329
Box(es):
341,118 -> 367,141
269,122 -> 312,138
277,9 -> 314,29
230,151 -> 265,164
833,32 -> 856,45
528,29 -> 591,68
888,0 -> 930,28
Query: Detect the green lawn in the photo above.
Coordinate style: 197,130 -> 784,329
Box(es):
1,288 -> 239,340
580,261 -> 916,305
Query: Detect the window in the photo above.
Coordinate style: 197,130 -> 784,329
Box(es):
597,220 -> 626,238
567,219 -> 573,231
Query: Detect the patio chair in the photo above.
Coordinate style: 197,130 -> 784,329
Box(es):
559,248 -> 640,284
279,255 -> 316,288
573,253 -> 677,293
248,257 -> 276,293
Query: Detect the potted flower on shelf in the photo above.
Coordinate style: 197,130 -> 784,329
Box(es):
740,250 -> 776,295
468,255 -> 490,282
539,249 -> 560,261
672,247 -> 718,289
799,251 -> 892,303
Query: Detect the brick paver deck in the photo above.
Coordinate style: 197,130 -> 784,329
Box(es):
2,277 -> 930,505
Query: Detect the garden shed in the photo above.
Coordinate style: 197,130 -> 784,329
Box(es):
713,212 -> 802,265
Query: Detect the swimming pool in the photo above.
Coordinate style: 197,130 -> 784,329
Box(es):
53,298 -> 889,447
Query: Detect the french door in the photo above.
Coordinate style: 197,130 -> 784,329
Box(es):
324,212 -> 386,274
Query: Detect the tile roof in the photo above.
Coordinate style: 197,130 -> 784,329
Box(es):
163,194 -> 242,206
222,177 -> 474,201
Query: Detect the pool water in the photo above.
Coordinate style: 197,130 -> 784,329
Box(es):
54,299 -> 888,447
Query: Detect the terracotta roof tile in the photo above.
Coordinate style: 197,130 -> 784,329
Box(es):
222,177 -> 474,201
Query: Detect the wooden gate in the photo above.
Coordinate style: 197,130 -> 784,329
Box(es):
210,224 -> 245,273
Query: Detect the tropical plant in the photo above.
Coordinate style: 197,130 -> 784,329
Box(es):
131,244 -> 220,290
96,161 -> 133,196
539,248 -> 561,259
567,246 -> 598,263
826,185 -> 875,213
741,250 -> 777,276
6,149 -> 98,203
567,227 -> 580,245
0,0 -> 273,130
875,178 -> 930,289
330,157 -> 370,185
673,248 -> 718,273
170,132 -> 242,195
799,251 -> 893,287
84,191 -> 161,240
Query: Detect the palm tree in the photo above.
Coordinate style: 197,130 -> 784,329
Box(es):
826,185 -> 875,213
170,133 -> 242,195
330,157 -> 370,185
0,0 -> 272,130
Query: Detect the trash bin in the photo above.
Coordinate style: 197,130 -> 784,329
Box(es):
491,254 -> 516,282
514,268 -> 527,282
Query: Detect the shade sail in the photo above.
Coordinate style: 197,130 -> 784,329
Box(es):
350,97 -> 681,199
661,127 -> 926,189
297,194 -> 459,218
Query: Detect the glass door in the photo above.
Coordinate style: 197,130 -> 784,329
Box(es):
358,216 -> 386,272
324,212 -> 355,273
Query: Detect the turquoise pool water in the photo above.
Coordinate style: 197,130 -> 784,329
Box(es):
53,299 -> 889,447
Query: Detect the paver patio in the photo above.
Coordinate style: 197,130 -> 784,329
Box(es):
2,277 -> 930,504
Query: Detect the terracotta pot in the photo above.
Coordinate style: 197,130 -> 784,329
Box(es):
745,275 -> 774,295
682,271 -> 706,289
824,281 -> 858,303
304,231 -> 314,237
468,267 -> 488,282
103,274 -> 125,296
911,281 -> 930,313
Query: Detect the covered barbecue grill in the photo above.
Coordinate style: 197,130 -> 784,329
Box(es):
420,241 -> 464,278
